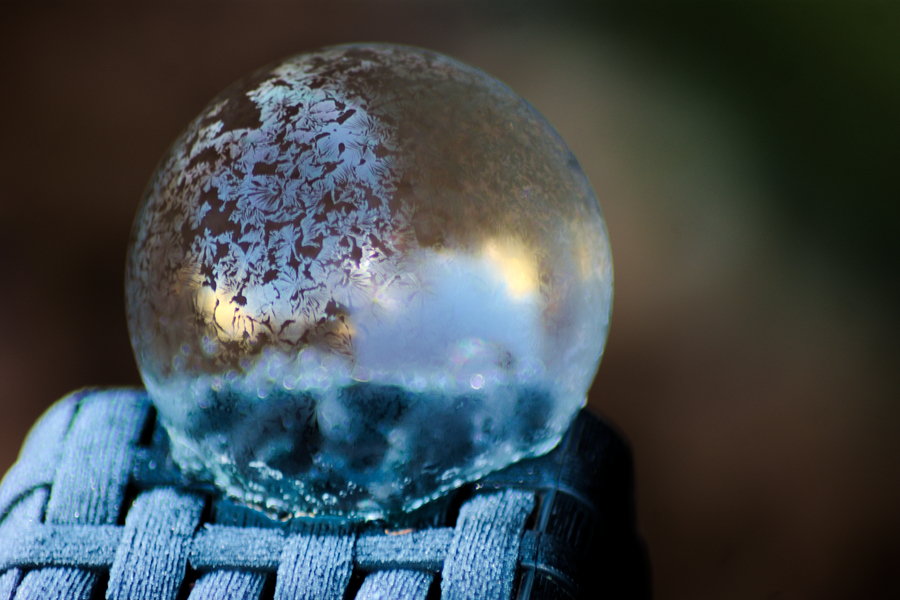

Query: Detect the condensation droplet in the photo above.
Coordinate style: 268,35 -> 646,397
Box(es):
470,374 -> 485,390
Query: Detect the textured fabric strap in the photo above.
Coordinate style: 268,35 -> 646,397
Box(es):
191,526 -> 284,571
441,490 -> 535,600
0,524 -> 120,570
188,569 -> 267,600
187,497 -> 275,600
0,490 -> 48,600
356,528 -> 453,571
275,523 -> 356,600
15,390 -> 148,600
107,487 -> 205,600
0,395 -> 78,522
2,390 -> 644,599
356,570 -> 433,600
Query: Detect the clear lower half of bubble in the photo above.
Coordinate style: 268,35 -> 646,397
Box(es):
150,370 -> 576,520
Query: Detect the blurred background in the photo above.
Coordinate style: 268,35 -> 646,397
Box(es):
1,2 -> 898,598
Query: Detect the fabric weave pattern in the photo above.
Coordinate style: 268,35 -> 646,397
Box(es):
0,389 -> 646,599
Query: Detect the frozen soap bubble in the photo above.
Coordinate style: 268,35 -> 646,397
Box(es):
125,44 -> 612,520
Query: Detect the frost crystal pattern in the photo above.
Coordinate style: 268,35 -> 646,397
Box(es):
126,44 -> 613,519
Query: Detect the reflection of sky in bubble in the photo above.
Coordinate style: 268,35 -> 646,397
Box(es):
353,246 -> 541,378
126,44 -> 612,519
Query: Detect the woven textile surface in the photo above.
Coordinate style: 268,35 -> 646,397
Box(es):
0,389 -> 649,599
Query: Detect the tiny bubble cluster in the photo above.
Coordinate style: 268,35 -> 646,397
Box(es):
125,43 -> 613,520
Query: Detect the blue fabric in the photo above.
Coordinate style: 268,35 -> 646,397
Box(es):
0,396 -> 78,523
189,568 -> 267,600
0,388 -> 639,599
190,526 -> 284,571
0,523 -> 120,570
108,488 -> 204,600
441,490 -> 533,600
356,570 -> 433,600
188,498 -> 274,600
0,490 -> 48,600
13,391 -> 147,600
356,528 -> 454,571
275,523 -> 355,600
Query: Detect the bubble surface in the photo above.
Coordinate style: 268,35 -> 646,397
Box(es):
126,44 -> 613,519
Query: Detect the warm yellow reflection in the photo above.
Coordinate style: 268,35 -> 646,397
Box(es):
483,237 -> 538,299
194,283 -> 217,322
190,274 -> 258,345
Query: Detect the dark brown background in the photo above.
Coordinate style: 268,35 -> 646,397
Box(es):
2,3 -> 898,598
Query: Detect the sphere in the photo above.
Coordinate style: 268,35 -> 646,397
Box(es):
126,44 -> 613,519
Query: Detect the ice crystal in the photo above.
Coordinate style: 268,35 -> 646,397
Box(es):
126,44 -> 612,519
